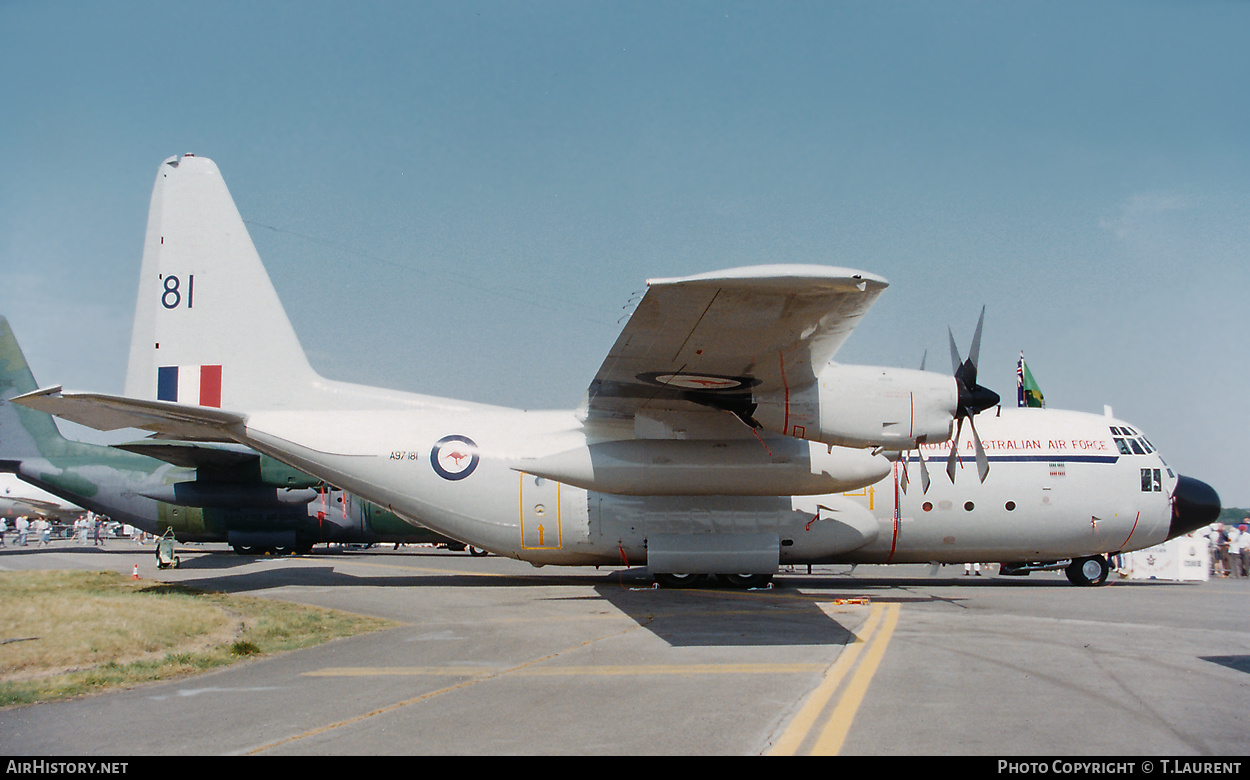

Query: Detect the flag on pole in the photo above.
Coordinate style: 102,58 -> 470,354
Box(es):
1016,352 -> 1044,408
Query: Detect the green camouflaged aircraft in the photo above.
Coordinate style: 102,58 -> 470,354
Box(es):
0,316 -> 461,554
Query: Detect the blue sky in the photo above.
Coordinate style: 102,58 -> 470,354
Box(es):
2,1 -> 1247,507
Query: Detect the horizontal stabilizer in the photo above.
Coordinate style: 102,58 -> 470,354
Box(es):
12,387 -> 244,442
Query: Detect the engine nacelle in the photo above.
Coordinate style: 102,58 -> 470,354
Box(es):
754,363 -> 957,450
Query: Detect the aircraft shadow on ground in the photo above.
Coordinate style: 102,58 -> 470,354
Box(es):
1201,655 -> 1250,676
590,578 -> 859,648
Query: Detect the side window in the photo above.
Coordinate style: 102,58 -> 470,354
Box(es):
1141,468 -> 1162,492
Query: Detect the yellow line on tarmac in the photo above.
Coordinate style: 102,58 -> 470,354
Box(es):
767,602 -> 900,756
809,601 -> 900,755
304,663 -> 825,678
247,622 -> 643,754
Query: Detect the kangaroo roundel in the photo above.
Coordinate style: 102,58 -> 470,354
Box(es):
430,435 -> 480,481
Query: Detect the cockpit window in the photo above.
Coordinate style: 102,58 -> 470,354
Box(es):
1111,428 -> 1156,456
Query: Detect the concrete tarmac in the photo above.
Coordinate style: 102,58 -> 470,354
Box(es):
1,541 -> 1247,756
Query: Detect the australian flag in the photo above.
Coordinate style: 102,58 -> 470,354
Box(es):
1016,352 -> 1044,408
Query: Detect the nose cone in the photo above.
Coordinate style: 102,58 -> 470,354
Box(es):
1169,475 -> 1221,539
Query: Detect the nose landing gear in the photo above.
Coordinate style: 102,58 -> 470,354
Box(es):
1065,555 -> 1110,587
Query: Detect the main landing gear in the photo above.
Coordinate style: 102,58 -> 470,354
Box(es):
652,572 -> 774,589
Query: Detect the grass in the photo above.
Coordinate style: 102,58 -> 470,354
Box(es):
0,570 -> 395,707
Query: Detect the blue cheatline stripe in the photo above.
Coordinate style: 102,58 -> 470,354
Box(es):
906,454 -> 1118,464
157,366 -> 179,402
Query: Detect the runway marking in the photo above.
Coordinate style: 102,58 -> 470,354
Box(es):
304,663 -> 825,678
245,621 -> 646,755
766,602 -> 901,756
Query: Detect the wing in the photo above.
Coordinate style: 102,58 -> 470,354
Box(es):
581,265 -> 888,427
112,440 -> 260,469
12,387 -> 244,442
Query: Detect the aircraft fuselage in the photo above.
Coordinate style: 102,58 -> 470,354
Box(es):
237,404 -> 1178,570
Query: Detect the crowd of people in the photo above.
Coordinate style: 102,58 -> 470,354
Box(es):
0,511 -> 140,547
1206,520 -> 1249,578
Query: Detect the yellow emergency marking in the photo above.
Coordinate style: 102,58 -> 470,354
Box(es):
767,601 -> 901,756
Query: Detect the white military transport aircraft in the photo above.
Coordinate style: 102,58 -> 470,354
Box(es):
15,155 -> 1220,587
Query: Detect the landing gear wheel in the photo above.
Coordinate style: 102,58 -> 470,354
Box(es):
721,573 -> 773,589
653,572 -> 706,588
1066,555 -> 1110,587
468,546 -> 488,557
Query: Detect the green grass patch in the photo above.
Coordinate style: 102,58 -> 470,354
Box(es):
0,570 -> 395,707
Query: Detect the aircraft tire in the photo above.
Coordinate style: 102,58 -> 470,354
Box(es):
1065,556 -> 1110,587
720,573 -> 773,589
653,572 -> 706,588
468,546 -> 489,557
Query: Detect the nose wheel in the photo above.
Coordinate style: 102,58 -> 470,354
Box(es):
1065,555 -> 1110,586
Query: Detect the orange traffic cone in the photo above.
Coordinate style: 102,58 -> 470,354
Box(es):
131,564 -> 140,580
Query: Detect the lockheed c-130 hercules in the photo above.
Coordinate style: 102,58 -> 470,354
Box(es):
16,154 -> 1220,587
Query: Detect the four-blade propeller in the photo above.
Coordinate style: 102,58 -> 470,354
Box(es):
900,306 -> 1001,495
945,306 -> 1000,486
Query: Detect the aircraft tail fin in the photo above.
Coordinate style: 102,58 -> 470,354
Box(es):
0,316 -> 72,461
123,155 -> 322,412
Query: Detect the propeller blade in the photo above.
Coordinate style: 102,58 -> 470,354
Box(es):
948,327 -> 963,376
968,414 -> 989,483
918,447 -> 931,494
946,417 -> 963,484
968,305 -> 986,370
900,455 -> 910,494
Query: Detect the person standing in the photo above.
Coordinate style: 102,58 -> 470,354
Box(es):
1228,524 -> 1246,579
1240,522 -> 1250,580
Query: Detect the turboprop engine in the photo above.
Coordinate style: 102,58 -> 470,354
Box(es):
752,363 -> 959,450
